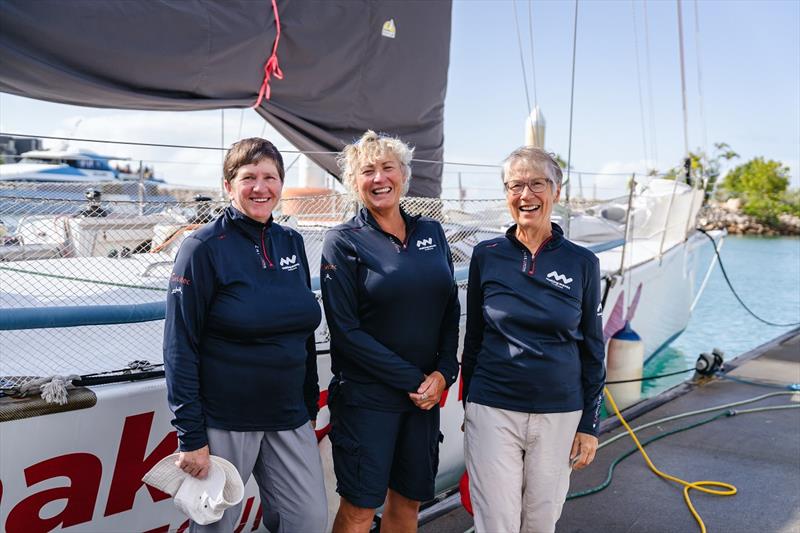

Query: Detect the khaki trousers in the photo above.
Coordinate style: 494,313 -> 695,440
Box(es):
464,402 -> 582,533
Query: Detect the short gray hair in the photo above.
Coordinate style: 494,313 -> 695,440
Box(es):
501,146 -> 563,189
338,130 -> 413,199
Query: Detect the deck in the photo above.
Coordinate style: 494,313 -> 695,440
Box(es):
420,328 -> 800,533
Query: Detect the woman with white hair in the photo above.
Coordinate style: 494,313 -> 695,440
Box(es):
462,146 -> 605,533
320,130 -> 460,532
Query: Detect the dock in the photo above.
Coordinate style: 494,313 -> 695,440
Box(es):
420,329 -> 800,533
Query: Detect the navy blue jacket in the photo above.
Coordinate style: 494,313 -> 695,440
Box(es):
321,208 -> 460,411
164,206 -> 321,451
462,223 -> 605,436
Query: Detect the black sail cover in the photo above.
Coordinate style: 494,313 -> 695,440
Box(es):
0,1 -> 451,197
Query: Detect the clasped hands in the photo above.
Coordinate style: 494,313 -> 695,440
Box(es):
408,371 -> 446,410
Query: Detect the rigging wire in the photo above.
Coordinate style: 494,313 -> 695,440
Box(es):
676,0 -> 691,159
0,132 -> 690,176
564,0 -> 580,238
631,0 -> 650,170
237,108 -> 245,140
527,0 -> 539,107
642,1 -> 659,165
693,0 -> 710,186
697,229 -> 800,327
512,0 -> 534,118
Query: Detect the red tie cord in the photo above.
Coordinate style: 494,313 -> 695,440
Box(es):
253,0 -> 284,108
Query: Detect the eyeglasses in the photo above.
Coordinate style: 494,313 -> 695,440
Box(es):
503,179 -> 552,195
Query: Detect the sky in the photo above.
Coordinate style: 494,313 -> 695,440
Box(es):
0,0 -> 798,197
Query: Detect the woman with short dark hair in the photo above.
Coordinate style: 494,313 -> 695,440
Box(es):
164,137 -> 327,532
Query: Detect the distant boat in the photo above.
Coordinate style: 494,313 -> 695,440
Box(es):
0,147 -> 163,183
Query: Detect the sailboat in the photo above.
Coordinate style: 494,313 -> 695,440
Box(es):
0,2 -> 721,531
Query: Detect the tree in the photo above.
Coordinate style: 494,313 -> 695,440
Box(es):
722,157 -> 790,198
662,142 -> 739,195
721,157 -> 794,224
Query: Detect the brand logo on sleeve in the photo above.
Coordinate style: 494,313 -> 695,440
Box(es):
382,19 -> 396,39
416,237 -> 436,251
546,270 -> 573,290
280,255 -> 299,271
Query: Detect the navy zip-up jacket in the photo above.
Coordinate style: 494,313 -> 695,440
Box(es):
461,223 -> 605,436
164,206 -> 321,451
321,207 -> 460,411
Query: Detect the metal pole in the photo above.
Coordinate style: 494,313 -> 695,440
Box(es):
457,171 -> 464,210
138,160 -> 145,215
564,0 -> 580,239
618,174 -> 637,276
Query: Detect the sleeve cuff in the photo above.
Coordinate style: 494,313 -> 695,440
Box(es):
178,432 -> 208,452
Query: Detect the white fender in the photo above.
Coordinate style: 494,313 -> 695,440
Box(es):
605,321 -> 645,412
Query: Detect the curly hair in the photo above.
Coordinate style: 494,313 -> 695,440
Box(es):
337,130 -> 413,199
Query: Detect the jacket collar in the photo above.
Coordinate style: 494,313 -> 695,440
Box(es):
505,222 -> 564,252
358,206 -> 419,238
225,205 -> 273,241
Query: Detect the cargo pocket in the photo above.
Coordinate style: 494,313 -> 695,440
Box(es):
330,428 -> 361,495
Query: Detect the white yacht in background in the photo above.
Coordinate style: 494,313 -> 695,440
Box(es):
1,148 -> 123,182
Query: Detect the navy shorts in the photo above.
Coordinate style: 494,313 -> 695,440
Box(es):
329,390 -> 442,509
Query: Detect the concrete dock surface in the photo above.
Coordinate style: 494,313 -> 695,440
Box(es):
420,329 -> 800,533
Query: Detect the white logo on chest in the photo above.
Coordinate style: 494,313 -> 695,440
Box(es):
546,270 -> 573,290
280,255 -> 299,271
416,237 -> 436,251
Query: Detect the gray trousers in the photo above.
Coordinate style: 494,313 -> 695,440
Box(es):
465,402 -> 582,533
190,423 -> 328,533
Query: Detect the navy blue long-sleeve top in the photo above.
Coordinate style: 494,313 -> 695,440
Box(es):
164,206 -> 322,451
461,223 -> 606,436
320,207 -> 460,411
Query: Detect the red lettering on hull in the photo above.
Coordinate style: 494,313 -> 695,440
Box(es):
5,453 -> 102,533
105,411 -> 178,516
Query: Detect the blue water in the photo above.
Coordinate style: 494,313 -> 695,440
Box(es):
641,235 -> 800,397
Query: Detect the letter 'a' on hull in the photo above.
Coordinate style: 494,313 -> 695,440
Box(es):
524,105 -> 546,149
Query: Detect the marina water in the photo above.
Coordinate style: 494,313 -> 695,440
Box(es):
642,235 -> 800,397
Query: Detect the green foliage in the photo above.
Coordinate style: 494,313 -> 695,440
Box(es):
662,143 -> 739,195
722,157 -> 790,197
722,157 -> 796,224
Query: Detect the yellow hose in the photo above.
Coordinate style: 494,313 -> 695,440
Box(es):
604,387 -> 737,533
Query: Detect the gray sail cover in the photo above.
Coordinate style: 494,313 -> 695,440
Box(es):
0,1 -> 451,197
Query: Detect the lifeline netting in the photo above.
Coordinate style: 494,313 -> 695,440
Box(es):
0,171 -> 693,390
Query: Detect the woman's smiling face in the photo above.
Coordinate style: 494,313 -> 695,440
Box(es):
224,158 -> 283,223
356,154 -> 407,214
504,162 -> 560,232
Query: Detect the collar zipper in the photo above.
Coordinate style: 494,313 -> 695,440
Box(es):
527,236 -> 552,275
260,227 -> 274,268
